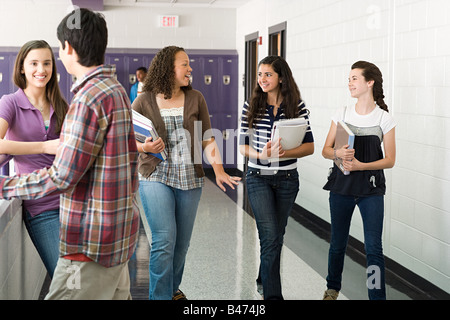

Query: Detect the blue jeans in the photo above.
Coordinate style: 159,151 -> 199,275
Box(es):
139,181 -> 202,300
327,192 -> 386,300
23,209 -> 60,278
245,168 -> 299,300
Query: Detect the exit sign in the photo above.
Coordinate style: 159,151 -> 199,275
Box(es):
159,15 -> 179,28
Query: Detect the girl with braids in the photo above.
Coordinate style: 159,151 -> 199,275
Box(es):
0,40 -> 68,277
239,56 -> 314,299
322,61 -> 396,300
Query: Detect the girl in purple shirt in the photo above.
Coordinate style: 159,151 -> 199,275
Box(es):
0,40 -> 68,278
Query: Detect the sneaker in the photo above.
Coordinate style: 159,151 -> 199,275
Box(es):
323,289 -> 339,300
256,280 -> 263,296
172,289 -> 188,300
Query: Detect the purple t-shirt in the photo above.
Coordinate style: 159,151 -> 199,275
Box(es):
0,89 -> 60,217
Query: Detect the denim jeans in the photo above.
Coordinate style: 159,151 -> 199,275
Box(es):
245,168 -> 299,300
327,192 -> 386,300
139,181 -> 202,300
23,209 -> 60,278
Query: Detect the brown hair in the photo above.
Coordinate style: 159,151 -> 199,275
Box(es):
14,40 -> 68,134
351,61 -> 389,112
247,56 -> 302,128
142,46 -> 192,99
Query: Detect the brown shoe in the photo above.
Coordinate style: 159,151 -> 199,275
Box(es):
172,289 -> 187,300
323,289 -> 339,300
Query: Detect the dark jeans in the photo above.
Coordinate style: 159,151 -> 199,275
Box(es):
327,192 -> 386,300
245,168 -> 299,300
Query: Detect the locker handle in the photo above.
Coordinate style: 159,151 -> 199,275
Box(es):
223,75 -> 230,86
204,75 -> 212,85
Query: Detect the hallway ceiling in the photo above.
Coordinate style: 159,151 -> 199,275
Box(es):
104,0 -> 252,8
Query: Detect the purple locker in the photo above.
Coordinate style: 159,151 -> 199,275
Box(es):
188,55 -> 202,94
105,54 -> 128,92
126,54 -> 154,101
0,53 -> 14,175
0,53 -> 13,99
203,111 -> 223,168
189,55 -> 220,114
189,56 -> 219,168
213,112 -> 238,169
219,56 -> 238,116
218,56 -> 238,168
188,53 -> 238,169
199,57 -> 220,115
54,52 -> 73,103
127,55 -> 151,86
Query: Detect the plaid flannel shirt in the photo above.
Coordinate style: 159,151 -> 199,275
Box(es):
0,65 -> 140,267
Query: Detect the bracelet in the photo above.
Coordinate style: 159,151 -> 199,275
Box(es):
142,144 -> 147,153
333,149 -> 338,160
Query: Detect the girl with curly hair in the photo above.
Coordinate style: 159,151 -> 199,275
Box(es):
133,46 -> 240,300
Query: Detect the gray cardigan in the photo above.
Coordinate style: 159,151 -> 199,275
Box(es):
132,89 -> 213,178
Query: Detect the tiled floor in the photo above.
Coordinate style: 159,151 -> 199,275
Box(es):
130,177 -> 348,300
40,173 -> 447,300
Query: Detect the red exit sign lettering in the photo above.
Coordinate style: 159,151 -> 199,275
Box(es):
159,15 -> 179,28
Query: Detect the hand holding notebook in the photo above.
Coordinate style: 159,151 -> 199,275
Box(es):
334,121 -> 355,175
132,109 -> 168,161
271,118 -> 308,150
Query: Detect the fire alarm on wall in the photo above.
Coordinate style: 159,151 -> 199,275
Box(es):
258,36 -> 262,45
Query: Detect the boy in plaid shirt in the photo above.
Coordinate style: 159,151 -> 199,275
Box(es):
0,8 -> 140,299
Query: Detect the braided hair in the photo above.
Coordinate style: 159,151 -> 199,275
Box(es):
351,61 -> 389,113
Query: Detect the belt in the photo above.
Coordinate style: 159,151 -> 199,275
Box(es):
248,168 -> 297,176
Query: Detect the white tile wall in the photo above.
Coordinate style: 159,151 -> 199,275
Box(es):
236,0 -> 450,293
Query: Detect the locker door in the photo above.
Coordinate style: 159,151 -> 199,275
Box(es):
219,56 -> 238,115
0,53 -> 13,175
219,56 -> 238,168
54,53 -> 72,102
127,54 -> 151,91
199,57 -> 219,114
203,111 -> 224,169
189,55 -> 220,113
0,53 -> 11,98
217,112 -> 238,169
106,54 -> 128,92
188,56 -> 202,92
204,111 -> 238,169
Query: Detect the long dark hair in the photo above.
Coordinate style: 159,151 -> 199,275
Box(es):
351,61 -> 389,112
142,46 -> 192,99
13,40 -> 68,134
247,56 -> 301,128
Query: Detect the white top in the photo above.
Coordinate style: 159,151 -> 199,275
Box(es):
332,105 -> 396,135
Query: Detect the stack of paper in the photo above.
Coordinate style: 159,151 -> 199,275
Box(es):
132,109 -> 168,161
